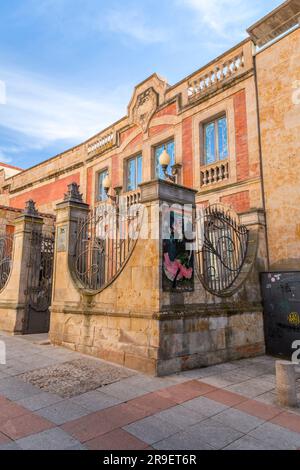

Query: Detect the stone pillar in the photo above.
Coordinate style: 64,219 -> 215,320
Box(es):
0,201 -> 43,334
49,183 -> 89,346
276,360 -> 298,408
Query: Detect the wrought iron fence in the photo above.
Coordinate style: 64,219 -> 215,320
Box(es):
195,204 -> 249,295
27,231 -> 55,311
0,231 -> 14,291
73,203 -> 143,292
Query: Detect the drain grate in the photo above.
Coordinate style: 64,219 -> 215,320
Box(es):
19,358 -> 135,398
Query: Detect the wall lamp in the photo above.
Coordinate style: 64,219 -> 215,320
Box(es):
159,147 -> 181,183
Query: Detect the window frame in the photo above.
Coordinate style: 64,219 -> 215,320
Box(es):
125,153 -> 143,192
96,168 -> 109,202
202,114 -> 228,166
153,138 -> 175,180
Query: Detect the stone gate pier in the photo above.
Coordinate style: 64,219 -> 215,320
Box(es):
49,181 -> 266,375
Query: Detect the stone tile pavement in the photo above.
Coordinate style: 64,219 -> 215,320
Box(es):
0,331 -> 300,450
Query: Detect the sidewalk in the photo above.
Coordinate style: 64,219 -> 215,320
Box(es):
0,331 -> 299,450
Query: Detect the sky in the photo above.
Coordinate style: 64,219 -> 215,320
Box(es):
0,0 -> 282,169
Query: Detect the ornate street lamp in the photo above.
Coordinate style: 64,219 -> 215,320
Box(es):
102,173 -> 122,205
159,147 -> 181,183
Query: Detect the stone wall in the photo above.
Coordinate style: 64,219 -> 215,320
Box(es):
256,27 -> 300,270
49,181 -> 266,376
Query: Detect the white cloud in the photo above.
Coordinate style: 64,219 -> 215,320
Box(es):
105,8 -> 168,44
0,69 -> 127,143
180,0 -> 258,39
0,149 -> 13,164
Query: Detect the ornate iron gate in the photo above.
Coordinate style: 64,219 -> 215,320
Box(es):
25,230 -> 55,333
195,204 -> 249,296
73,204 -> 143,293
0,231 -> 14,291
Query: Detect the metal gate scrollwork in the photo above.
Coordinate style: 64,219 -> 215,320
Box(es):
0,231 -> 14,291
73,203 -> 144,293
195,204 -> 249,296
25,230 -> 55,333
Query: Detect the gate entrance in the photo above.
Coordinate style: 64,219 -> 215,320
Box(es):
25,230 -> 55,334
261,271 -> 300,358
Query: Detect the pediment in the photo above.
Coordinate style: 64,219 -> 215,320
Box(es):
128,73 -> 168,133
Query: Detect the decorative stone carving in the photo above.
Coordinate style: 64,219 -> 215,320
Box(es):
128,74 -> 168,133
131,87 -> 158,133
24,200 -> 39,216
64,182 -> 83,203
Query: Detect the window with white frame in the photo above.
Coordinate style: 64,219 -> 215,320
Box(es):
126,154 -> 142,192
203,115 -> 228,165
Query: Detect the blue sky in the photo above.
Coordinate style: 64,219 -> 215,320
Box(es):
0,0 -> 282,169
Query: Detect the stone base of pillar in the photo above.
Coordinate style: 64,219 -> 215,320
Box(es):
49,306 -> 265,376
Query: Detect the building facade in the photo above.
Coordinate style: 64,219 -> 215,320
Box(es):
0,1 -> 298,374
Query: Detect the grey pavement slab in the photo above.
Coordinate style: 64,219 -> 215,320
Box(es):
71,390 -> 122,412
189,418 -> 244,449
124,415 -> 181,445
249,422 -> 300,450
36,399 -> 91,425
119,374 -> 177,392
100,381 -> 148,401
182,396 -> 228,417
154,405 -> 206,429
17,391 -> 63,411
199,370 -> 253,388
16,428 -> 83,450
226,377 -> 275,398
0,442 -> 22,450
153,430 -> 215,450
210,408 -> 265,433
0,376 -> 41,400
224,435 -> 278,450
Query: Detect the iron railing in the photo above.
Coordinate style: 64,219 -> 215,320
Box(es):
27,231 -> 55,311
195,204 -> 249,295
73,203 -> 143,292
0,231 -> 14,291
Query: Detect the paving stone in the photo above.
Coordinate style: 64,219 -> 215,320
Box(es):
36,399 -> 91,425
62,403 -> 148,442
210,407 -> 265,433
17,391 -> 63,411
249,422 -> 300,450
0,401 -> 28,422
0,431 -> 12,445
190,418 -> 244,449
86,428 -> 148,450
119,375 -> 177,392
154,404 -> 206,429
199,370 -> 253,388
155,381 -> 215,404
182,396 -> 228,417
0,377 -> 41,401
271,411 -> 300,434
153,430 -> 215,450
224,435 -> 278,450
204,389 -> 247,406
235,399 -> 282,420
226,378 -> 275,398
124,415 -> 181,444
0,442 -> 21,450
100,382 -> 148,401
16,427 -> 83,450
0,412 -> 54,440
128,392 -> 177,414
71,390 -> 122,412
